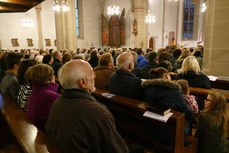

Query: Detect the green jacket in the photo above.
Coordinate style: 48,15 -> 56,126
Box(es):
195,112 -> 229,153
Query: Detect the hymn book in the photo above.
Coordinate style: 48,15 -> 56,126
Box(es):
146,106 -> 171,116
143,111 -> 173,123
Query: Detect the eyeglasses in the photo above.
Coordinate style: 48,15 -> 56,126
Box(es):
205,98 -> 212,102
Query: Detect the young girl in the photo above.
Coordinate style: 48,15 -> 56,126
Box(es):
195,92 -> 229,153
176,79 -> 199,114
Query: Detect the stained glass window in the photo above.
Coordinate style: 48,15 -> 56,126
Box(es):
183,0 -> 194,39
75,0 -> 79,37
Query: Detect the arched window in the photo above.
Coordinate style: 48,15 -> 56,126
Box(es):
75,0 -> 79,37
183,0 -> 195,39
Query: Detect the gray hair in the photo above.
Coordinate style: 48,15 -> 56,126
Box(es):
58,60 -> 87,89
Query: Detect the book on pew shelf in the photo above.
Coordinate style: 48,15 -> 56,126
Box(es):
146,106 -> 171,116
143,111 -> 173,123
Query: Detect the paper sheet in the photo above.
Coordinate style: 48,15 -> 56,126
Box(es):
143,111 -> 173,123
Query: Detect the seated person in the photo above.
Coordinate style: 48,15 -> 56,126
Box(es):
174,50 -> 191,72
142,67 -> 195,142
25,64 -> 60,130
142,67 -> 195,123
51,51 -> 62,77
17,59 -> 37,111
140,52 -> 158,79
175,56 -> 211,89
176,79 -> 199,114
137,48 -> 148,67
195,92 -> 229,153
157,53 -> 172,72
45,60 -> 128,153
94,53 -> 115,90
131,51 -> 141,78
0,52 -> 23,102
109,52 -> 144,100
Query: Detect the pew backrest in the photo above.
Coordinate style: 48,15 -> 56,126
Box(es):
0,95 -> 61,153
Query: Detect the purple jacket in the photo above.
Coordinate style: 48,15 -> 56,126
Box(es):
26,83 -> 60,130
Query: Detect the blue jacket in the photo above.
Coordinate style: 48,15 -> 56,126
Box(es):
109,70 -> 144,100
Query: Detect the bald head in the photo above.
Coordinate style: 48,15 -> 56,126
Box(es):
116,52 -> 134,71
59,60 -> 95,93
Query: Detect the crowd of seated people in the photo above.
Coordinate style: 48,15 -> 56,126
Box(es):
0,45 -> 227,153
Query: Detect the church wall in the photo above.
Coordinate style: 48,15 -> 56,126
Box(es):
0,9 -> 39,50
77,0 -> 102,48
0,0 -> 57,50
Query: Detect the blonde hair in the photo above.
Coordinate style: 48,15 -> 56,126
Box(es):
25,64 -> 54,85
178,56 -> 200,74
203,92 -> 229,138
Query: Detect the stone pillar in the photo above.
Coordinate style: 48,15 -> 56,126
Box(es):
54,0 -> 77,50
35,6 -> 44,49
132,0 -> 148,49
202,0 -> 229,76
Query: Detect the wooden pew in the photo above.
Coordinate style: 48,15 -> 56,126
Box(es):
169,72 -> 229,90
92,88 -> 197,153
0,95 -> 61,153
190,87 -> 229,110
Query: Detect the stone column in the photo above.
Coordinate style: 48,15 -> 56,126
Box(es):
202,0 -> 229,76
54,0 -> 77,50
35,5 -> 44,49
132,0 -> 148,49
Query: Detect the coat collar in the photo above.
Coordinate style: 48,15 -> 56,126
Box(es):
61,89 -> 97,102
94,66 -> 115,72
116,69 -> 136,77
141,78 -> 181,90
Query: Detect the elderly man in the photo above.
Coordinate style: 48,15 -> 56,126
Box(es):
45,60 -> 128,153
51,51 -> 62,77
109,52 -> 144,100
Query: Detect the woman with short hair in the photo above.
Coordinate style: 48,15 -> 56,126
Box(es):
25,64 -> 60,130
195,92 -> 229,153
176,56 -> 211,89
17,59 -> 37,111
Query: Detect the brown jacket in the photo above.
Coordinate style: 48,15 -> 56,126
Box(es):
45,89 -> 128,153
94,66 -> 115,90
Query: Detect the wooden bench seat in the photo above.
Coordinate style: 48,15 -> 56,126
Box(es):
92,88 -> 197,153
190,87 -> 229,110
0,95 -> 61,153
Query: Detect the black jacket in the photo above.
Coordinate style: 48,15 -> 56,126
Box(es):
142,79 -> 195,122
175,71 -> 211,89
51,58 -> 62,77
89,57 -> 99,69
109,70 -> 144,100
45,89 -> 128,153
140,61 -> 158,79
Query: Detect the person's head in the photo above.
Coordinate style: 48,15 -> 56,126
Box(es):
90,50 -> 99,58
149,67 -> 171,80
17,59 -> 37,85
157,48 -> 165,56
42,54 -> 53,65
62,53 -> 72,65
98,53 -> 113,68
73,55 -> 84,60
178,56 -> 201,74
176,79 -> 189,95
25,64 -> 54,85
6,52 -> 23,71
59,60 -> 96,93
173,48 -> 182,59
131,51 -> 138,64
177,50 -> 191,62
204,92 -> 228,138
137,48 -> 143,55
193,50 -> 201,57
159,53 -> 169,63
53,51 -> 62,61
146,48 -> 152,54
35,55 -> 43,64
148,52 -> 158,63
116,52 -> 134,72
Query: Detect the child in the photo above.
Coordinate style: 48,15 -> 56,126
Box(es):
176,79 -> 199,114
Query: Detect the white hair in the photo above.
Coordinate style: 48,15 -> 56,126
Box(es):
35,55 -> 43,63
58,60 -> 87,89
116,53 -> 133,70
